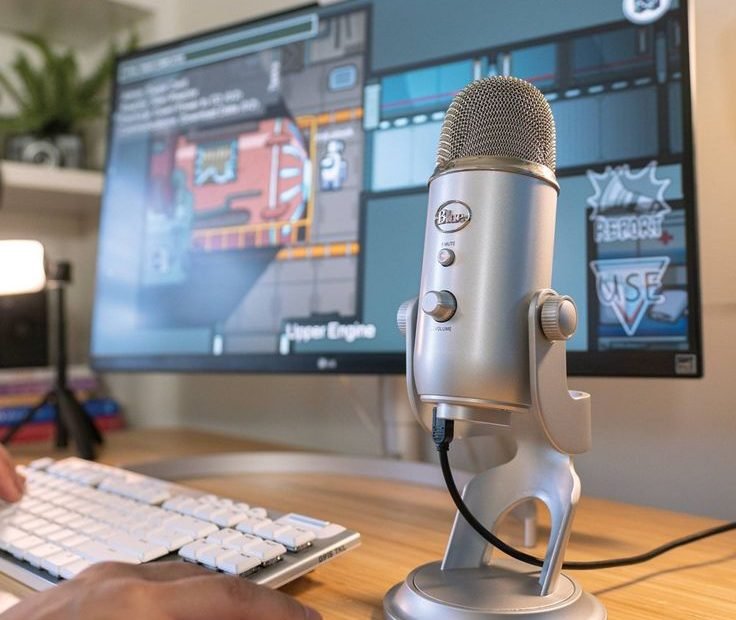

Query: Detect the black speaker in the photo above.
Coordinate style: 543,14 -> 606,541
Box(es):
0,291 -> 49,369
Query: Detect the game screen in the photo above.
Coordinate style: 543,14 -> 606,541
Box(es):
92,0 -> 701,376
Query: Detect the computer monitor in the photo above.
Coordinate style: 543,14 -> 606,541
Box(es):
91,0 -> 701,378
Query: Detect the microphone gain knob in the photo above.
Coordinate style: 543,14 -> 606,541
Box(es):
396,299 -> 414,335
540,295 -> 577,341
421,290 -> 457,322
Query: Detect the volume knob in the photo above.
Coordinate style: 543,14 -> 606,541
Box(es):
540,295 -> 577,341
421,290 -> 457,322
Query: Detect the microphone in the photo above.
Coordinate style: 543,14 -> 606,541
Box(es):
414,76 -> 560,423
387,77 -> 602,619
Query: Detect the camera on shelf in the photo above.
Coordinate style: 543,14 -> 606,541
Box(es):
3,134 -> 85,168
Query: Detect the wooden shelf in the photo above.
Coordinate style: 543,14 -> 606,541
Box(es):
0,160 -> 103,216
0,0 -> 152,48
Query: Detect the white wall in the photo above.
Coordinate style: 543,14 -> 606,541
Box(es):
3,0 -> 735,518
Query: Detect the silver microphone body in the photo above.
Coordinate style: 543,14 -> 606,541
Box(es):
414,157 -> 559,415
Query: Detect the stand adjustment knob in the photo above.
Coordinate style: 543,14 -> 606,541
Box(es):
540,295 -> 577,341
396,299 -> 414,335
421,290 -> 457,322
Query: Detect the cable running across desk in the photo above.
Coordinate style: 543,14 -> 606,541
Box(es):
433,415 -> 736,571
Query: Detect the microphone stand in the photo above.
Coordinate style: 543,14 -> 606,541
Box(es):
1,262 -> 103,460
384,290 -> 605,620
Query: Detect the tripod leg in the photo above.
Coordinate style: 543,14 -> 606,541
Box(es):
56,388 -> 100,460
55,391 -> 69,449
1,393 -> 52,445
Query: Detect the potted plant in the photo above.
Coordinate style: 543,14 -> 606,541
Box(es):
0,32 -> 135,169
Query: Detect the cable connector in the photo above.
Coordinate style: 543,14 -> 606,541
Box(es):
432,408 -> 454,452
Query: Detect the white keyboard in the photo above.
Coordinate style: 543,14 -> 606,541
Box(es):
0,457 -> 360,591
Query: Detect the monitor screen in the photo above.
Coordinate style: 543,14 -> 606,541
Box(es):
92,0 -> 701,377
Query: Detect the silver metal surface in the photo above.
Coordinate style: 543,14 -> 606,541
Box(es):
384,560 -> 606,620
387,290 -> 598,618
436,77 -> 556,172
414,168 -> 558,413
529,291 -> 591,456
430,155 -> 558,192
441,408 -> 580,594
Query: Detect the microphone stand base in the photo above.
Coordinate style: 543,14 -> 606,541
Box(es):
383,560 -> 606,620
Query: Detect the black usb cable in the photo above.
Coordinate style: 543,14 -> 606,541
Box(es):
432,411 -> 736,570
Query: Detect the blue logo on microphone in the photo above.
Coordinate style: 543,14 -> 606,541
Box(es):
434,201 -> 471,233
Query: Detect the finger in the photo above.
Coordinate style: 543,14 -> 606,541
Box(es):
0,462 -> 22,503
78,560 -> 213,583
0,447 -> 24,494
157,574 -> 322,620
0,445 -> 16,472
127,561 -> 214,581
77,561 -> 212,581
14,470 -> 25,495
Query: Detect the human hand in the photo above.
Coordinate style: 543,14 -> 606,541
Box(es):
0,561 -> 322,620
0,445 -> 24,503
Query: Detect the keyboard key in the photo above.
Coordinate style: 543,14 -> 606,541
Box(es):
162,496 -> 189,512
29,458 -> 54,470
0,525 -> 29,551
144,528 -> 193,551
206,529 -> 243,547
35,523 -> 62,538
194,543 -> 221,568
236,517 -> 272,535
241,540 -> 286,563
192,504 -> 224,522
105,533 -> 168,562
166,516 -> 218,539
40,507 -> 68,522
216,550 -> 261,575
211,509 -> 250,528
175,498 -> 201,516
178,540 -> 213,563
72,540 -> 141,564
271,525 -> 316,549
246,507 -> 268,519
60,534 -> 90,550
60,558 -> 92,579
41,551 -> 82,577
9,535 -> 45,559
45,528 -> 76,544
276,513 -> 347,539
24,542 -> 63,567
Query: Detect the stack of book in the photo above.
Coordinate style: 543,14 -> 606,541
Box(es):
0,366 -> 124,442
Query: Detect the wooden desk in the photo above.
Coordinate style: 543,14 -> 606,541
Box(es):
4,428 -> 736,619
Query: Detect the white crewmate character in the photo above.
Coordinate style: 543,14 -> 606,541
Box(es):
320,139 -> 347,190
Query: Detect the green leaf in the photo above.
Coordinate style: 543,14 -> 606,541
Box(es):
77,47 -> 115,104
0,31 -> 131,138
12,53 -> 48,114
0,69 -> 25,107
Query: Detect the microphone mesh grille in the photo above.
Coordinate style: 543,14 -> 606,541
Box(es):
436,76 -> 556,171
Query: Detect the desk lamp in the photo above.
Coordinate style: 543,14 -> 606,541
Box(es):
0,240 -> 102,459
